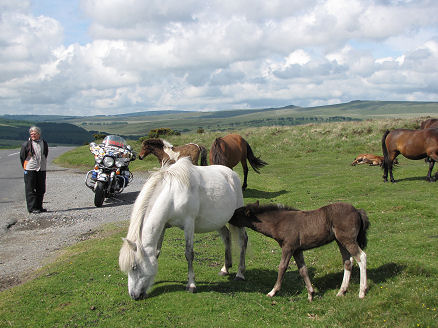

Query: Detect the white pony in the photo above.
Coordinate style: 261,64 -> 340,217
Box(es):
119,157 -> 247,300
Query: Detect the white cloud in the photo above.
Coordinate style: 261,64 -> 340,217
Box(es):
0,0 -> 438,115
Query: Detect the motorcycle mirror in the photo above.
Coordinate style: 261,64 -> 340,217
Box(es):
127,145 -> 132,151
90,142 -> 97,147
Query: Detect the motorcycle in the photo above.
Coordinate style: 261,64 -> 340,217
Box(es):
85,135 -> 135,207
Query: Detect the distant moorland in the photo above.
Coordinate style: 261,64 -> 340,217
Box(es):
1,100 -> 438,148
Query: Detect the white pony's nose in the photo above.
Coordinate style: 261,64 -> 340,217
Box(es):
130,290 -> 147,300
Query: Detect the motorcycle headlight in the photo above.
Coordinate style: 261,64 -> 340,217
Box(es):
103,156 -> 115,167
115,158 -> 126,168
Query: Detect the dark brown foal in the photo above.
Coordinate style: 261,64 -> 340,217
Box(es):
229,201 -> 370,301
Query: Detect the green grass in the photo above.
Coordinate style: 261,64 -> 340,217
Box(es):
2,118 -> 438,327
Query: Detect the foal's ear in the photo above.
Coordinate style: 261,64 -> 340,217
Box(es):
122,238 -> 138,252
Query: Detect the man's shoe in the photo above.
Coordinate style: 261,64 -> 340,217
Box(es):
40,208 -> 47,212
31,209 -> 42,214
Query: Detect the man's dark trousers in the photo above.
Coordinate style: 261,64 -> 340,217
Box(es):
24,170 -> 46,212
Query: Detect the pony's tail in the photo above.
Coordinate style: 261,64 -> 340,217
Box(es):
210,138 -> 228,166
381,130 -> 391,171
199,145 -> 208,166
246,142 -> 267,173
356,209 -> 370,250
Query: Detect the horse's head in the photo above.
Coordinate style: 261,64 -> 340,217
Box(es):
119,238 -> 158,300
229,201 -> 260,227
138,141 -> 152,160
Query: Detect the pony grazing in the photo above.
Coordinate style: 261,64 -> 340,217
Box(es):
119,157 -> 248,300
382,129 -> 438,182
138,138 -> 208,166
420,118 -> 438,129
209,134 -> 267,191
229,201 -> 369,301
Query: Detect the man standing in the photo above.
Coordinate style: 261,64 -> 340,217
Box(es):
20,126 -> 49,213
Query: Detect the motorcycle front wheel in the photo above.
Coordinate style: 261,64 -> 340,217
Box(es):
94,181 -> 105,207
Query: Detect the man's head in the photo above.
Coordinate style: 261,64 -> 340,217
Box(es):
29,126 -> 41,141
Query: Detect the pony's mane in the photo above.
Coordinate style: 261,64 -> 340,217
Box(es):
144,138 -> 173,149
119,157 -> 192,273
251,203 -> 298,215
161,139 -> 173,149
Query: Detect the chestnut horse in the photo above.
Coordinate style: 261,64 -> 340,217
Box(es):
209,134 -> 267,190
138,138 -> 207,166
420,118 -> 438,129
229,201 -> 369,301
382,129 -> 438,182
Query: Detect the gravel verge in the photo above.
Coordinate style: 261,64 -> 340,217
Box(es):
0,166 -> 149,291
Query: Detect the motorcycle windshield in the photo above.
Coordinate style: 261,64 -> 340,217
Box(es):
102,135 -> 127,149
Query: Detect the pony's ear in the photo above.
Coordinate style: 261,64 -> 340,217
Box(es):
244,208 -> 251,217
122,238 -> 137,252
255,200 -> 260,206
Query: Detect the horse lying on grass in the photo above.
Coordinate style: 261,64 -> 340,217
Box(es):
351,153 -> 398,167
119,157 -> 247,300
229,201 -> 369,301
138,138 -> 208,166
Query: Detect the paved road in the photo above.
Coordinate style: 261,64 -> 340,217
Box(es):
0,147 -> 74,208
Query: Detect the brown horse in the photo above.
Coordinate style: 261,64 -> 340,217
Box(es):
382,129 -> 438,182
138,138 -> 207,166
209,134 -> 267,190
229,201 -> 369,301
420,118 -> 438,129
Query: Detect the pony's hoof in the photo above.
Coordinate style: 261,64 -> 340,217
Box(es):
218,270 -> 229,276
186,286 -> 197,293
234,275 -> 245,281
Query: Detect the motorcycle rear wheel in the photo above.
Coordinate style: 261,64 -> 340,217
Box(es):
94,181 -> 105,207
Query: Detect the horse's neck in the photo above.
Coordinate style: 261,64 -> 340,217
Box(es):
152,148 -> 168,162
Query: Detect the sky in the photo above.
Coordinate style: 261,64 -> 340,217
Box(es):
1,0 -> 438,116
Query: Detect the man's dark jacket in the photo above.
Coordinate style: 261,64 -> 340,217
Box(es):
20,139 -> 49,168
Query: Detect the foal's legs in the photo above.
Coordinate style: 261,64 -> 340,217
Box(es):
218,226 -> 232,276
294,250 -> 315,301
344,243 -> 367,298
267,247 -> 293,298
336,241 -> 353,297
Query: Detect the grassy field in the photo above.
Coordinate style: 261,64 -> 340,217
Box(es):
1,118 -> 437,327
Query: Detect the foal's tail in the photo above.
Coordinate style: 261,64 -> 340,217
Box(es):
199,145 -> 208,166
381,129 -> 391,171
357,209 -> 370,250
246,141 -> 268,173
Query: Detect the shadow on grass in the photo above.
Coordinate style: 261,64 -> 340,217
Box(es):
243,188 -> 288,199
148,262 -> 407,299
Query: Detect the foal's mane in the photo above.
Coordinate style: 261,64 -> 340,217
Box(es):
251,203 -> 298,215
119,157 -> 192,273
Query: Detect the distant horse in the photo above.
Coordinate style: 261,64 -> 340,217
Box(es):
351,153 -> 398,167
209,134 -> 267,190
420,118 -> 438,129
229,201 -> 369,301
138,138 -> 207,166
382,129 -> 438,182
119,157 -> 248,300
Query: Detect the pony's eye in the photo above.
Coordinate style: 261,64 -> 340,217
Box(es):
132,264 -> 138,271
